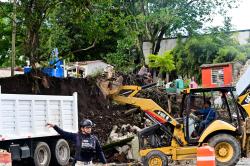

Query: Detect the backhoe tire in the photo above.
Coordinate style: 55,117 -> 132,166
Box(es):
33,142 -> 51,166
143,150 -> 168,166
52,139 -> 70,166
208,134 -> 240,166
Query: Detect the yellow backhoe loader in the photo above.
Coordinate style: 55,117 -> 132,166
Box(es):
98,77 -> 250,166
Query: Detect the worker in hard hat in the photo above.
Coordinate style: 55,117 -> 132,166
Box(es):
47,119 -> 107,166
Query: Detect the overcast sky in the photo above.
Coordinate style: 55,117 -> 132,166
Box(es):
211,0 -> 250,30
232,0 -> 250,30
1,0 -> 250,30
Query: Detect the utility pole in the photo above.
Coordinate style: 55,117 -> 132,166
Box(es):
11,0 -> 16,76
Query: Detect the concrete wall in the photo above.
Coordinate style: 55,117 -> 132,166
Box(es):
232,62 -> 243,82
234,30 -> 250,45
143,38 -> 181,63
142,42 -> 152,64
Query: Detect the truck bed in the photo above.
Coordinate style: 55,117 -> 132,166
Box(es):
0,92 -> 78,140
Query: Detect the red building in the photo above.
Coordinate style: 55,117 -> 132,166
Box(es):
200,62 -> 242,88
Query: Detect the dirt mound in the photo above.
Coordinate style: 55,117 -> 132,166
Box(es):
0,73 -> 140,144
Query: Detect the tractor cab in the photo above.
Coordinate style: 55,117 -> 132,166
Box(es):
180,86 -> 245,145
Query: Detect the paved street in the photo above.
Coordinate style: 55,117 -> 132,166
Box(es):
104,158 -> 250,166
167,157 -> 250,166
236,158 -> 250,166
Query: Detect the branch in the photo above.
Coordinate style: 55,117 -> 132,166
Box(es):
47,39 -> 97,66
41,0 -> 51,20
186,0 -> 199,8
152,25 -> 159,38
145,22 -> 152,40
126,2 -> 139,31
42,1 -> 62,20
71,39 -> 96,54
187,0 -> 198,6
153,25 -> 167,54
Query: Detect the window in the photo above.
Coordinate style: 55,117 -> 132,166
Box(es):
212,68 -> 224,84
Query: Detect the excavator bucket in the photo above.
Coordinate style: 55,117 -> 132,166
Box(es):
97,76 -> 124,98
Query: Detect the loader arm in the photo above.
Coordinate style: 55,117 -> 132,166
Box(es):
111,85 -> 178,127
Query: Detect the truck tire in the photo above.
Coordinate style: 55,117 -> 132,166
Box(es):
33,142 -> 51,166
52,139 -> 70,166
143,150 -> 168,166
208,134 -> 241,166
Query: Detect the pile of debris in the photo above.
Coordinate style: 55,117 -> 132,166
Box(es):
97,69 -> 182,116
135,86 -> 182,118
105,124 -> 141,163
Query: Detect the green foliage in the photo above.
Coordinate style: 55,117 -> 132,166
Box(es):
104,32 -> 138,73
0,2 -> 25,67
214,46 -> 246,63
0,17 -> 11,66
240,44 -> 250,59
173,34 -> 219,79
173,29 -> 250,81
148,51 -> 175,76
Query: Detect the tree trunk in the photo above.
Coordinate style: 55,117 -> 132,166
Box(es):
166,73 -> 169,82
25,28 -> 39,68
11,0 -> 16,76
136,35 -> 147,65
138,36 -> 145,64
153,26 -> 167,55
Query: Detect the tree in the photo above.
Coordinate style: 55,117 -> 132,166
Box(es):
39,1 -> 135,69
0,1 -> 24,67
18,0 -> 58,67
214,46 -> 246,63
148,51 -> 175,77
16,0 -> 104,67
115,0 -> 238,61
104,31 -> 139,73
173,34 -> 219,79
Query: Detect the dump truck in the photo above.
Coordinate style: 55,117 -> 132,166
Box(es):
0,90 -> 78,166
98,75 -> 250,166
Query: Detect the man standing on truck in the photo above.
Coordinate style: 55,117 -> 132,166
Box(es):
47,119 -> 107,166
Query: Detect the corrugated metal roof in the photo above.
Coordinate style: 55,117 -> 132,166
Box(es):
67,60 -> 104,66
200,62 -> 240,68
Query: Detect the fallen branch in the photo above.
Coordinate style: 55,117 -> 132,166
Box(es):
71,39 -> 96,54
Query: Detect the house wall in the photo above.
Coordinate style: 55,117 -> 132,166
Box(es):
84,62 -> 109,77
0,69 -> 23,78
202,65 -> 233,88
223,64 -> 233,86
201,68 -> 211,88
